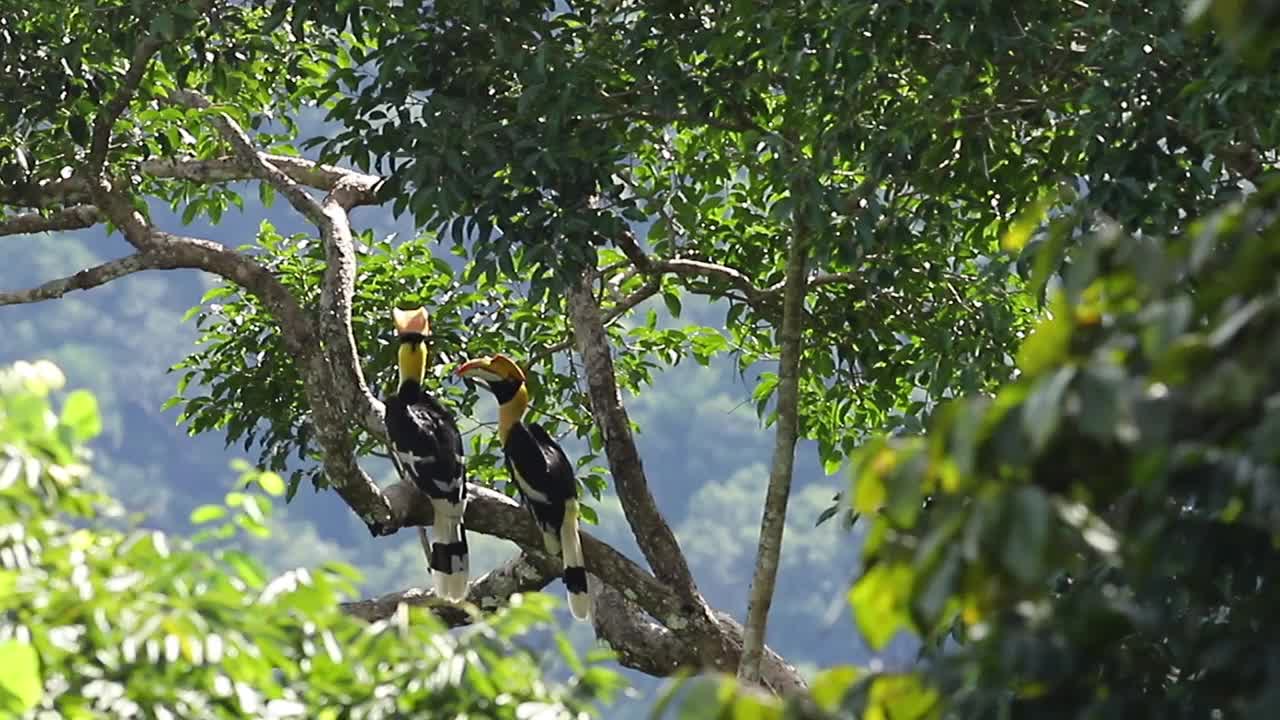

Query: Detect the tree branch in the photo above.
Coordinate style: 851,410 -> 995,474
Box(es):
0,206 -> 102,237
383,482 -> 687,623
86,36 -> 167,173
75,184 -> 397,531
378,480 -> 807,692
536,277 -> 661,359
1,156 -> 384,212
565,263 -> 780,676
611,221 -> 864,310
176,88 -> 387,449
340,551 -> 561,625
0,251 -> 172,305
316,179 -> 387,437
591,584 -> 694,677
566,265 -> 700,603
765,271 -> 861,296
169,90 -> 328,227
614,231 -> 768,304
738,184 -> 813,684
710,608 -> 809,696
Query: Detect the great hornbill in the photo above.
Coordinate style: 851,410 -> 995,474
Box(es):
455,354 -> 591,620
385,307 -> 468,602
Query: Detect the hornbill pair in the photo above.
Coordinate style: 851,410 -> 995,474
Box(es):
384,307 -> 590,620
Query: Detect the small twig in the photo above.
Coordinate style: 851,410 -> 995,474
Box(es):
534,277 -> 661,359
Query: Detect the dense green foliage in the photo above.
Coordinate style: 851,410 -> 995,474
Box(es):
0,362 -> 620,718
834,179 -> 1280,719
668,3 -> 1280,717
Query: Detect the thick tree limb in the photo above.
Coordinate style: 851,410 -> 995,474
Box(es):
384,482 -> 686,624
368,485 -> 804,691
141,155 -> 382,205
566,266 -> 700,603
710,608 -> 808,696
340,551 -> 561,625
591,584 -> 693,677
0,156 -> 383,211
60,183 -> 397,531
178,88 -> 389,465
738,189 -> 813,684
316,183 -> 387,437
566,264 -> 788,681
342,559 -> 744,684
0,206 -> 102,237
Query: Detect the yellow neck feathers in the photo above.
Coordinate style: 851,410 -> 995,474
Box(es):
397,341 -> 427,387
497,384 -> 529,444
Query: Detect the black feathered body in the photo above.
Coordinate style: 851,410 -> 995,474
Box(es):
503,422 -> 577,529
386,380 -> 469,600
386,382 -> 466,504
501,417 -> 590,619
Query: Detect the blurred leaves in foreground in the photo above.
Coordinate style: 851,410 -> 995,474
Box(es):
0,361 -> 620,718
665,144 -> 1280,720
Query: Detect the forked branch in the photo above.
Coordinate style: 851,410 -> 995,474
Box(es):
566,265 -> 700,603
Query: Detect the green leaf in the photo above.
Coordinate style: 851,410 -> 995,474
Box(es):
662,291 -> 682,318
866,675 -> 939,720
0,641 -> 41,714
1016,296 -> 1073,376
810,666 -> 862,712
1002,487 -> 1051,584
190,505 -> 227,524
222,550 -> 266,589
752,373 -> 779,403
1000,191 -> 1054,252
849,563 -> 913,650
823,456 -> 844,476
913,545 -> 961,628
1021,367 -> 1076,453
60,389 -> 102,442
256,471 -> 286,497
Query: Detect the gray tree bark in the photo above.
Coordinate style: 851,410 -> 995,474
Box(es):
737,210 -> 811,684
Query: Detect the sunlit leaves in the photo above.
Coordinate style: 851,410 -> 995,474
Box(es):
849,563 -> 914,651
59,389 -> 101,443
835,175 -> 1280,717
0,365 -> 619,718
0,640 -> 41,715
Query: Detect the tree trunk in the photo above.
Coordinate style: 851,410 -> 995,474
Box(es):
737,212 -> 811,684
